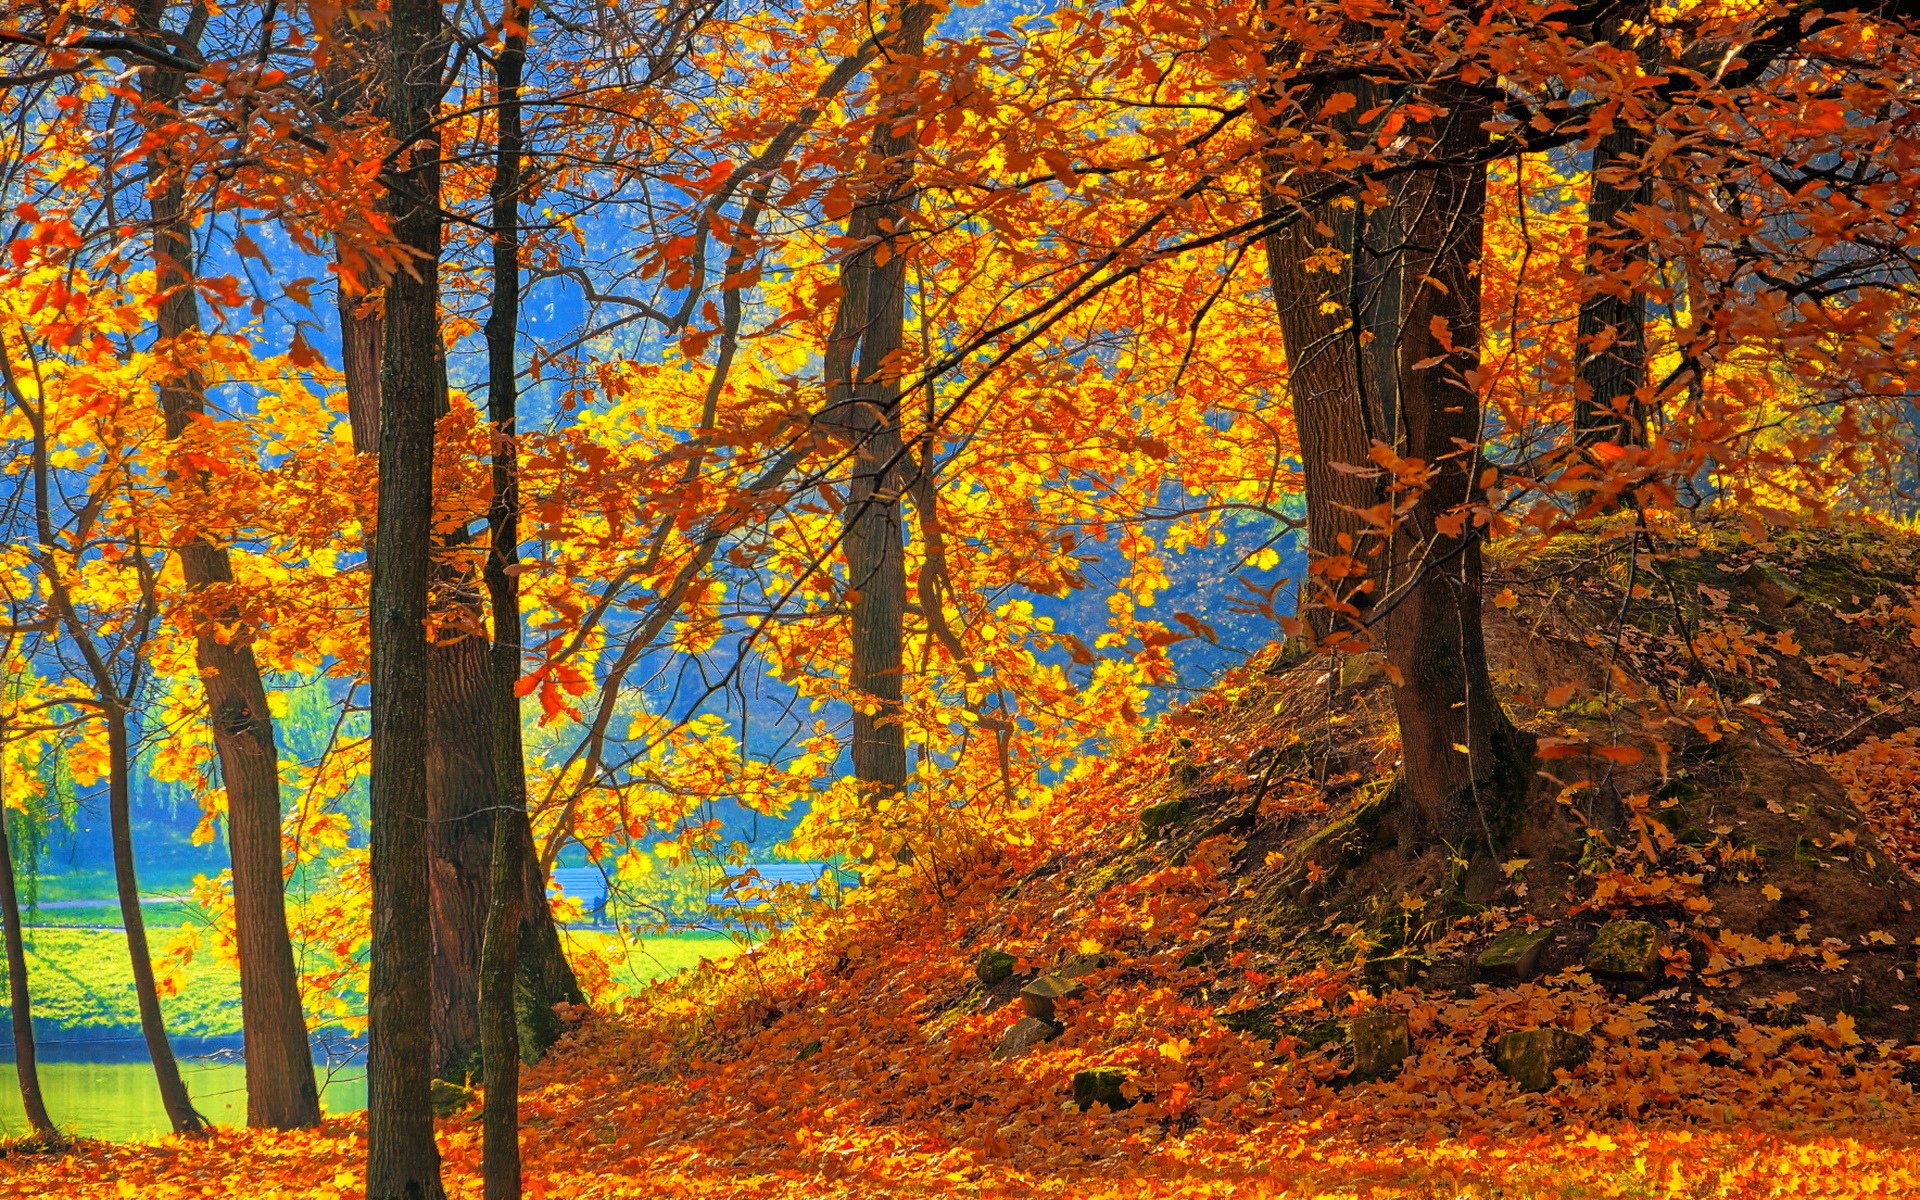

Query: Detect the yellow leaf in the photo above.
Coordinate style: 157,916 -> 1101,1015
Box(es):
1762,884 -> 1783,901
1493,587 -> 1519,609
1836,1011 -> 1861,1045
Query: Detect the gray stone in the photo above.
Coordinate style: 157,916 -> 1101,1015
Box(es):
1477,925 -> 1555,981
1057,952 -> 1107,977
1585,920 -> 1667,982
1741,562 -> 1802,607
1072,1067 -> 1137,1111
975,947 -> 1018,986
1019,971 -> 1087,1020
992,1016 -> 1059,1061
1493,1027 -> 1591,1091
1349,1010 -> 1412,1080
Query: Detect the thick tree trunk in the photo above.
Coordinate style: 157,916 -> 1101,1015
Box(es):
332,136 -> 578,1090
1380,92 -> 1528,848
108,710 -> 207,1136
426,629 -> 494,1080
368,0 -> 449,1192
1573,122 -> 1650,448
143,66 -> 321,1132
1262,176 -> 1378,630
820,0 -> 933,809
1259,56 -> 1400,636
0,782 -> 57,1141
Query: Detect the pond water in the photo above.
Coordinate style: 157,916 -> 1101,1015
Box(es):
0,1059 -> 366,1141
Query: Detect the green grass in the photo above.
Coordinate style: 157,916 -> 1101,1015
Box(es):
20,901 -> 207,928
0,927 -> 742,1038
0,927 -> 241,1037
566,930 -> 746,994
21,869 -> 203,905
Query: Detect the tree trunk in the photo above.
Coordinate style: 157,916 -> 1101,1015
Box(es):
368,0 -> 449,1192
0,766 -> 57,1142
143,58 -> 320,1132
331,106 -> 578,1089
1572,124 -> 1650,448
426,629 -> 494,1080
340,285 -> 385,454
108,709 -> 207,1136
1258,45 -> 1404,637
1380,92 -> 1529,848
820,0 -> 933,812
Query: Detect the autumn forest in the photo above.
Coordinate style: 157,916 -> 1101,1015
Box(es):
1,0 -> 1919,1195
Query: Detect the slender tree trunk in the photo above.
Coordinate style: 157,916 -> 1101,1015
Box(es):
1380,92 -> 1528,848
1572,124 -> 1650,448
480,82 -> 530,1155
0,752 -> 57,1142
107,709 -> 207,1136
368,0 -> 449,1192
340,286 -> 385,454
142,58 -> 320,1133
18,354 -> 204,1137
820,0 -> 933,810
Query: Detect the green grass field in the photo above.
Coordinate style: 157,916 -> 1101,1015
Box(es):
0,927 -> 240,1037
0,925 -> 743,1039
566,929 -> 746,996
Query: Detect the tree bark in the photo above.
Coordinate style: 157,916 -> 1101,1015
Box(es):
1380,91 -> 1528,848
1572,123 -> 1650,447
18,345 -> 204,1138
0,750 -> 57,1142
820,0 -> 933,810
426,628 -> 494,1080
1258,36 -> 1406,637
368,0 -> 449,1191
330,72 -> 578,1088
141,38 -> 320,1130
340,286 -> 385,454
108,709 -> 208,1136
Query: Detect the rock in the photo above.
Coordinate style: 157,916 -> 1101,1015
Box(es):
1477,925 -> 1555,981
1020,972 -> 1088,1020
1349,1010 -> 1412,1080
1741,561 -> 1802,607
1072,1067 -> 1137,1111
1140,798 -> 1189,837
992,1016 -> 1059,1061
1493,1027 -> 1591,1092
1364,955 -> 1423,988
1057,951 -> 1107,977
429,1078 -> 476,1118
1585,920 -> 1667,982
975,947 -> 1018,986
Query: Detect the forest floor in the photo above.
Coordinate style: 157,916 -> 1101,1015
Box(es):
7,517 -> 1920,1198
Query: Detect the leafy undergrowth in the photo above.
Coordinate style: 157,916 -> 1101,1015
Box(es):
12,518 -> 1920,1198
